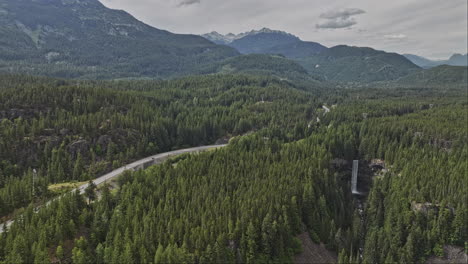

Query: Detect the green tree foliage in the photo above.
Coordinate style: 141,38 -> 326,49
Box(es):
0,131 -> 354,263
84,180 -> 97,204
325,90 -> 467,263
0,74 -> 318,217
0,74 -> 466,264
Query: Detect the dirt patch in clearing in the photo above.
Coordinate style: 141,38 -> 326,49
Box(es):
426,245 -> 467,264
294,232 -> 337,264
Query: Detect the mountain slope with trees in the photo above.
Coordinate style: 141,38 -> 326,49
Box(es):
296,45 -> 420,82
229,32 -> 301,54
1,81 -> 466,264
319,86 -> 468,264
0,74 -> 321,218
0,3 -> 466,264
202,30 -> 420,82
396,65 -> 468,86
0,132 -> 355,263
195,54 -> 312,81
0,0 -> 239,79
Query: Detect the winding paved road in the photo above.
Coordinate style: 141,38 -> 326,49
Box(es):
77,144 -> 227,194
0,144 -> 227,233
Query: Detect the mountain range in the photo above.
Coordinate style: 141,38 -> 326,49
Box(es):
203,29 -> 328,58
403,54 -> 468,68
0,0 -> 238,79
297,45 -> 420,82
0,0 -> 465,84
202,28 -> 296,45
203,29 -> 420,82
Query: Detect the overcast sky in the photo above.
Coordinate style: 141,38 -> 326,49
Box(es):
101,0 -> 467,60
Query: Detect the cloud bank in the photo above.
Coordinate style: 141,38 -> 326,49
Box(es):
317,8 -> 365,29
176,0 -> 200,7
320,8 -> 366,20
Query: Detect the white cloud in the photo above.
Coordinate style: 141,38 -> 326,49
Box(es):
316,8 -> 365,29
176,0 -> 200,7
320,8 -> 366,20
384,34 -> 407,40
316,19 -> 357,29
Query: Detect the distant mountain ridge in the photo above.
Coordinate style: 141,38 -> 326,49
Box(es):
0,0 -> 454,85
203,28 -> 326,57
0,0 -> 239,79
297,45 -> 420,82
229,32 -> 300,54
404,53 -> 468,68
202,28 -> 296,45
397,65 -> 468,86
202,28 -> 420,82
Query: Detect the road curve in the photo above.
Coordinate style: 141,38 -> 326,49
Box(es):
1,144 -> 227,233
78,144 -> 227,194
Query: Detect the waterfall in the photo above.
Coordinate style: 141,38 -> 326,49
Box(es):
352,160 -> 359,194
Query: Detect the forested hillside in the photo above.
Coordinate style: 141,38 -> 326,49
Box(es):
396,65 -> 468,86
0,0 -> 238,79
0,73 -> 466,263
229,32 -> 300,54
0,0 -> 466,263
359,105 -> 467,263
322,89 -> 468,263
0,130 -> 356,263
296,45 -> 420,82
202,30 -> 422,83
0,74 -> 320,218
195,54 -> 312,81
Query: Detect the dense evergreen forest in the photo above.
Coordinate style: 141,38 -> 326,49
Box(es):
0,74 -> 320,218
326,98 -> 467,263
0,73 -> 467,264
0,1 -> 466,263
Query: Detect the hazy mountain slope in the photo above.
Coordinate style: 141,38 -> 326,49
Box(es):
447,54 -> 468,66
403,54 -> 440,68
297,45 -> 421,82
229,32 -> 301,54
0,0 -> 239,79
211,29 -> 327,59
404,53 -> 468,68
262,41 -> 327,58
203,29 -> 421,82
397,65 -> 468,86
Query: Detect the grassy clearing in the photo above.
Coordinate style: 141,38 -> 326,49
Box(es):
48,181 -> 88,195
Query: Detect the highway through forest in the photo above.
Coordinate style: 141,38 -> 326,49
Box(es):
0,144 -> 227,233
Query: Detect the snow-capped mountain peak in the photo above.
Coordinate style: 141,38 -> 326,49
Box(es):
202,28 -> 297,45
